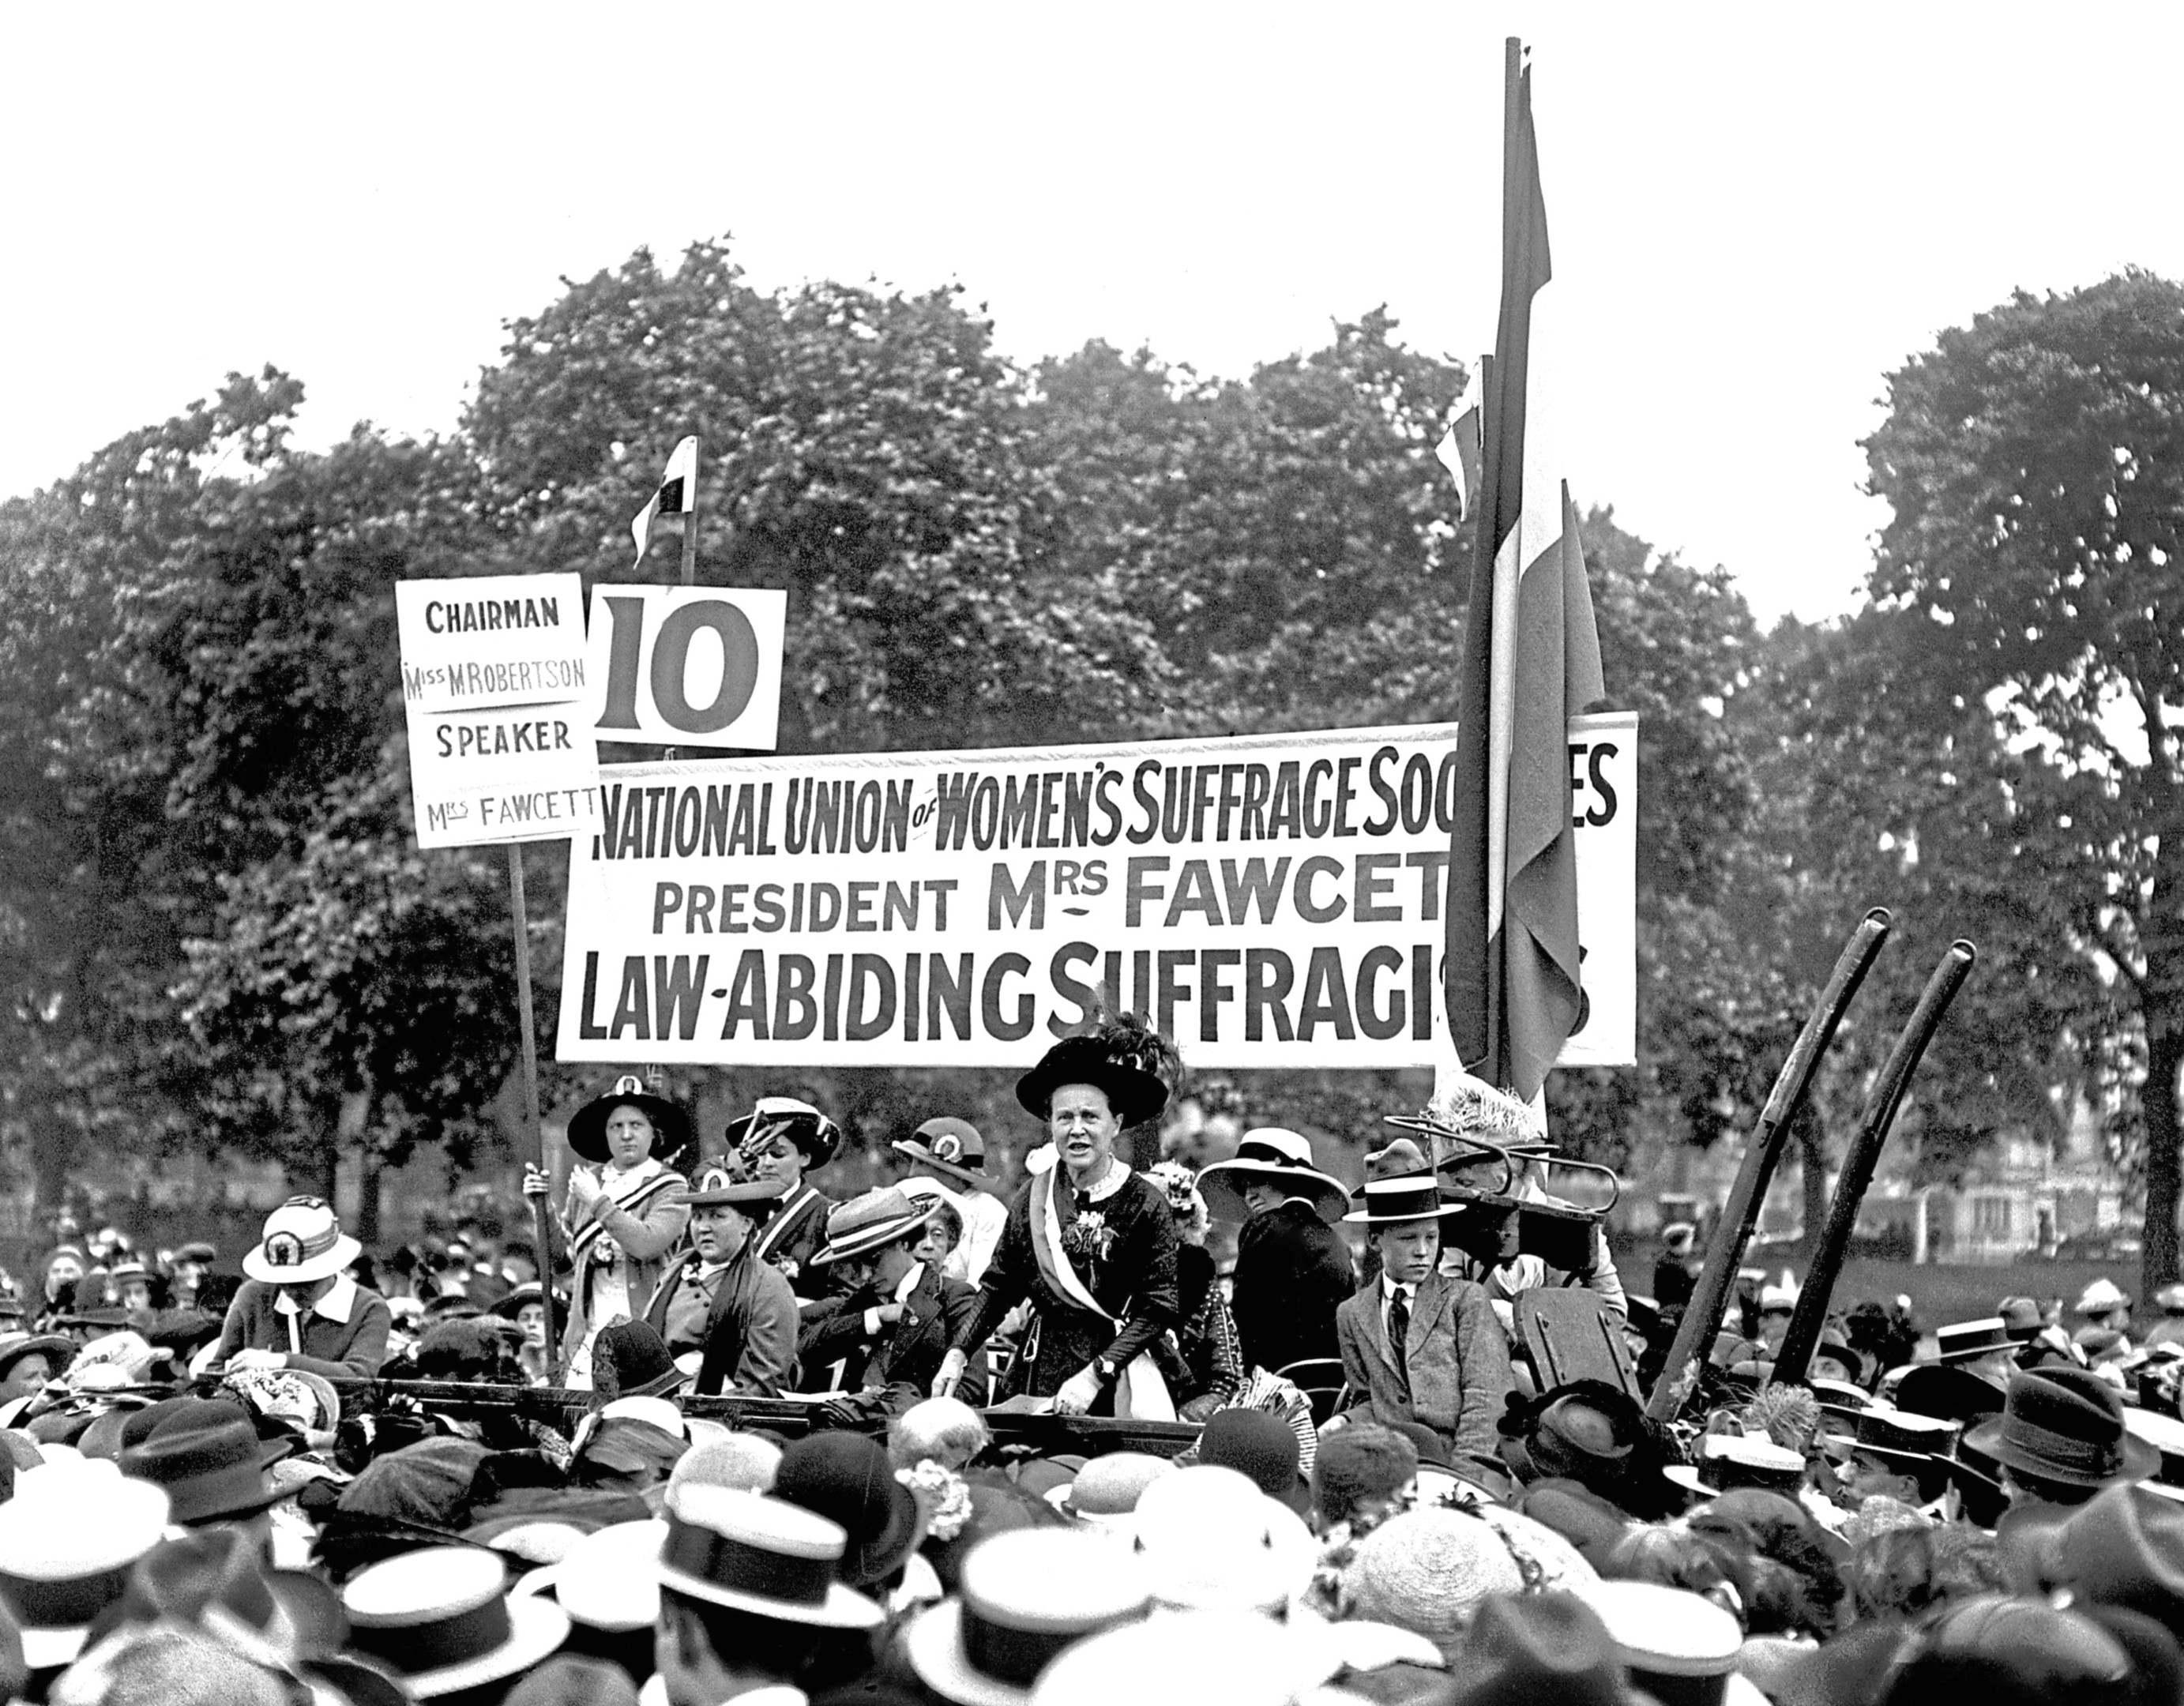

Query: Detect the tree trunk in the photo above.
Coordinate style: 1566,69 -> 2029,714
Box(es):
2142,1019 -> 2182,1297
357,1148 -> 383,1246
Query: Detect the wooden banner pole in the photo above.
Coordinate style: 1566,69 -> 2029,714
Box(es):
506,841 -> 561,1383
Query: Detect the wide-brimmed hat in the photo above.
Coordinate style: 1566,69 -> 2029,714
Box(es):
1197,1129 -> 1351,1225
566,1075 -> 692,1166
1338,1505 -> 1530,1653
1030,1607 -> 1339,1706
488,1281 -> 548,1321
1444,1590 -> 1637,1706
1013,1035 -> 1168,1128
1576,1580 -> 1755,1705
1130,1464 -> 1317,1614
2058,1481 -> 2184,1627
1344,1139 -> 1458,1227
772,1431 -> 925,1590
242,1197 -> 362,1285
905,1528 -> 1150,1706
2077,1278 -> 2133,1317
655,1485 -> 883,1628
1936,1316 -> 2016,1364
1826,1407 -> 1961,1471
811,1188 -> 938,1268
0,1332 -> 73,1384
121,1414 -> 289,1524
1894,1362 -> 2007,1426
724,1095 -> 842,1171
543,1518 -> 668,1633
0,1460 -> 171,1668
344,1544 -> 569,1698
670,1164 -> 788,1217
220,1365 -> 343,1439
1966,1366 -> 2162,1490
2125,1407 -> 2184,1487
894,1118 -> 991,1192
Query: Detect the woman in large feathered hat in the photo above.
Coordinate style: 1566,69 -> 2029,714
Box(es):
523,1074 -> 694,1387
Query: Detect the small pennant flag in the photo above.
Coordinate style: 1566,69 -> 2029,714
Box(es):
1437,366 -> 1484,522
631,436 -> 698,567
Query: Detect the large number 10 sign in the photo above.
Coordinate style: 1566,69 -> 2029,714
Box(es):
588,586 -> 788,750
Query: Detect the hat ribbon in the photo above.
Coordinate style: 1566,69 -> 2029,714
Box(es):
1231,1140 -> 1310,1170
352,1595 -> 513,1674
260,1218 -> 340,1273
0,1562 -> 134,1629
1357,1179 -> 1444,1219
2000,1412 -> 2122,1479
962,1602 -> 1111,1686
660,1514 -> 833,1608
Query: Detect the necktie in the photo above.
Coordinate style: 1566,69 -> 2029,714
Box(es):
1389,1286 -> 1411,1386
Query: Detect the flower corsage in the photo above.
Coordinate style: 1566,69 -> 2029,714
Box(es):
897,1459 -> 973,1541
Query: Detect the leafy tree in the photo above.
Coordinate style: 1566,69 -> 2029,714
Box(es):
466,240 -> 1157,754
1859,270 -> 2184,1290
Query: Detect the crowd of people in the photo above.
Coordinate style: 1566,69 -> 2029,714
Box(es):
2,1024 -> 2183,1703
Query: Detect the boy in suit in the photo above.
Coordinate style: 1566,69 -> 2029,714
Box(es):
802,1188 -> 987,1409
1334,1140 -> 1513,1475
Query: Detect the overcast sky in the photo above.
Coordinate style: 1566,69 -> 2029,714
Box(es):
6,4 -> 2180,626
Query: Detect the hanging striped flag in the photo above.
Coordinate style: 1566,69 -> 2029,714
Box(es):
630,436 -> 699,567
1444,42 -> 1605,1103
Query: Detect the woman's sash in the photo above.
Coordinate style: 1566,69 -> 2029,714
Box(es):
569,1162 -> 683,1270
1028,1166 -> 1174,1420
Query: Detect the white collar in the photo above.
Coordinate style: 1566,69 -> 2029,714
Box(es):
1067,1159 -> 1131,1204
1381,1274 -> 1421,1302
893,1263 -> 925,1305
273,1274 -> 358,1324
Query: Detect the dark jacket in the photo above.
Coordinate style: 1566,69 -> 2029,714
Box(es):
1231,1199 -> 1355,1375
215,1278 -> 393,1381
799,1264 -> 987,1407
752,1185 -> 839,1306
953,1167 -> 1180,1400
644,1247 -> 799,1396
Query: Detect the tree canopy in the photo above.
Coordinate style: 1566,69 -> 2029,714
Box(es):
6,239 -> 2178,1264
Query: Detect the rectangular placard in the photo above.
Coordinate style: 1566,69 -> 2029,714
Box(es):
554,714 -> 1636,1068
397,573 -> 602,847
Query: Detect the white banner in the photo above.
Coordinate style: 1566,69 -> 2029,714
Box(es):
554,716 -> 1635,1069
587,585 -> 787,750
396,574 -> 602,847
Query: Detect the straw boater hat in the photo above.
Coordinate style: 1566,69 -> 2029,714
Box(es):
724,1095 -> 843,1171
0,1460 -> 171,1668
1196,1128 -> 1351,1224
1013,1034 -> 1168,1128
0,1332 -> 73,1385
894,1117 -> 993,1193
1965,1366 -> 2161,1490
565,1074 -> 693,1165
1935,1317 -> 2016,1364
654,1485 -> 885,1629
343,1544 -> 569,1698
810,1188 -> 938,1268
242,1197 -> 362,1286
1578,1580 -> 1765,1706
1825,1407 -> 1961,1473
905,1528 -> 1151,1706
1344,1139 -> 1460,1227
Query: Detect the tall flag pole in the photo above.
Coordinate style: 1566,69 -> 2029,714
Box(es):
1443,39 -> 1605,1104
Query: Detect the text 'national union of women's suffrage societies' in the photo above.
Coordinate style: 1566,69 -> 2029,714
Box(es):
554,715 -> 1635,1069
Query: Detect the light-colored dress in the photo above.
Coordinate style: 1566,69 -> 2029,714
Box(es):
560,1156 -> 690,1388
